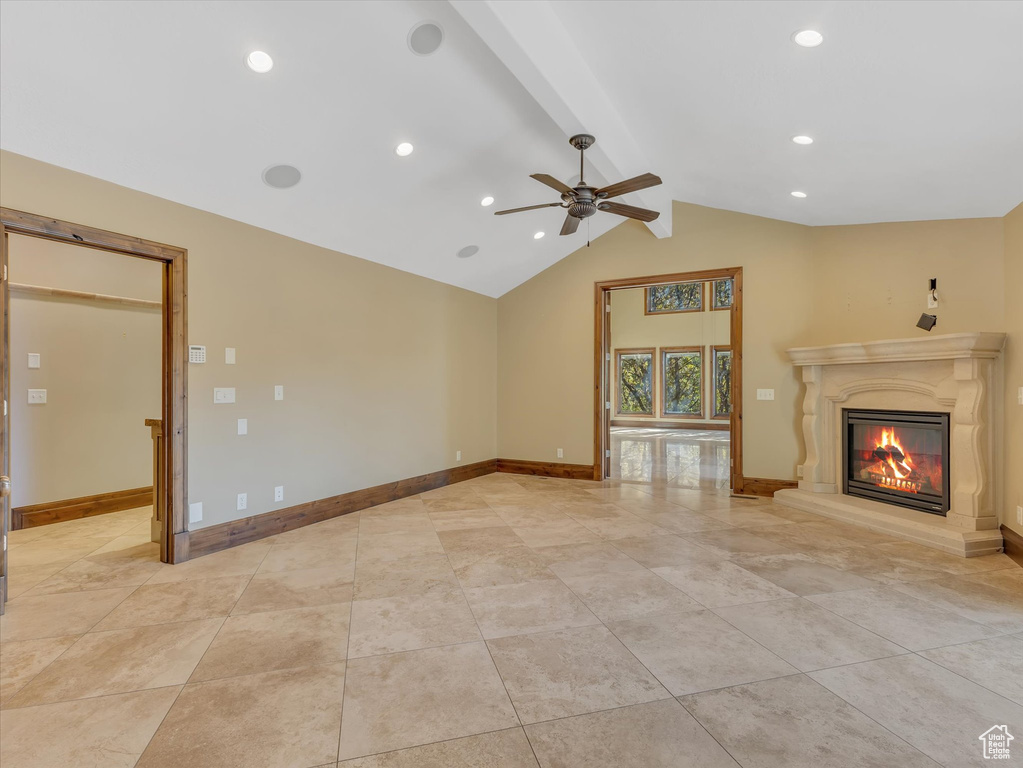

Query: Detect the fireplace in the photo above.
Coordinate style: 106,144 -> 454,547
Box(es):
843,409 -> 949,515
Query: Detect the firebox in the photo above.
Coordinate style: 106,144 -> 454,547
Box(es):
843,409 -> 950,515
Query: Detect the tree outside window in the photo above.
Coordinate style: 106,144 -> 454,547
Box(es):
617,350 -> 654,414
646,282 -> 703,313
713,346 -> 732,417
662,348 -> 702,416
712,279 -> 733,310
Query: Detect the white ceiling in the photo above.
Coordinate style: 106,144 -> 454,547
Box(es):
2,1 -> 1021,297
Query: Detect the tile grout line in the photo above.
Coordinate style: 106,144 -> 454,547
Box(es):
335,506 -> 364,764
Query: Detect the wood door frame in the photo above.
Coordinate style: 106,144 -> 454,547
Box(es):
594,267 -> 744,490
0,208 -> 188,584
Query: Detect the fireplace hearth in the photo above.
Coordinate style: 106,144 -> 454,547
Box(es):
843,409 -> 949,515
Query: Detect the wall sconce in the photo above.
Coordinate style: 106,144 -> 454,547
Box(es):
917,313 -> 938,332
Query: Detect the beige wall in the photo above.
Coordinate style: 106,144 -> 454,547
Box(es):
610,286 -> 730,423
9,234 -> 162,506
1003,202 -> 1023,537
1,151 -> 498,530
497,202 -> 815,476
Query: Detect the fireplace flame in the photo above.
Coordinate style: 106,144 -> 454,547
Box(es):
869,427 -> 920,493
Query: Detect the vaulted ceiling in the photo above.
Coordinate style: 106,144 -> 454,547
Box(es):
2,1 -> 1021,296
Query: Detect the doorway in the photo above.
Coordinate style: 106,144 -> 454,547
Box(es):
0,209 -> 189,611
594,267 -> 744,490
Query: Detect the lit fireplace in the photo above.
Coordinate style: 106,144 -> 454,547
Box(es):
844,409 -> 949,515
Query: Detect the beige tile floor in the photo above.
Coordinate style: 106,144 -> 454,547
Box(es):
1,436 -> 1022,767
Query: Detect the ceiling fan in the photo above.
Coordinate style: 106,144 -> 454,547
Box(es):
495,134 -> 662,235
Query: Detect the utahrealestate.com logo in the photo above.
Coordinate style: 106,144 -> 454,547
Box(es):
979,725 -> 1014,760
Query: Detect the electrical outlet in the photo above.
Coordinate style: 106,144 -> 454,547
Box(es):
797,465 -> 804,478
1017,505 -> 1023,526
756,389 -> 775,401
237,418 -> 248,435
456,450 -> 462,462
927,292 -> 938,309
1018,386 -> 1023,406
225,347 -> 236,364
189,502 -> 203,524
28,389 -> 47,404
557,448 -> 564,459
237,493 -> 247,511
274,486 -> 284,502
214,387 -> 236,404
274,385 -> 284,401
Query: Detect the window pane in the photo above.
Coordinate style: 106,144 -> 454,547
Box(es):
714,348 -> 732,416
648,282 -> 702,313
663,350 -> 702,415
618,353 -> 653,414
713,279 -> 733,309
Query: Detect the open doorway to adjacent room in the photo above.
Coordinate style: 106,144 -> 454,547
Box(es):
595,268 -> 743,491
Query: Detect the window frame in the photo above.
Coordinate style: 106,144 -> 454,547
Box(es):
615,347 -> 656,416
710,278 -> 733,311
712,345 -> 733,419
659,345 -> 704,419
644,281 -> 705,315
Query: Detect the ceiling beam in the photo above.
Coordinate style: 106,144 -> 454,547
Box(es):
450,0 -> 671,238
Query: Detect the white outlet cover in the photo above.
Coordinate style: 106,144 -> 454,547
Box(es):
237,418 -> 248,435
188,501 -> 203,524
28,388 -> 47,404
274,485 -> 284,502
456,450 -> 462,461
28,353 -> 41,369
213,387 -> 236,404
274,385 -> 284,401
225,347 -> 236,364
557,448 -> 564,458
237,493 -> 247,511
756,389 -> 775,401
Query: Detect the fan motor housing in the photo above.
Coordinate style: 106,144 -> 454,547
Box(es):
568,201 -> 597,219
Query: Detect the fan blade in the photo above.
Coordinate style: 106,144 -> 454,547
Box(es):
560,213 -> 581,236
494,202 -> 563,216
599,201 -> 660,222
596,173 -> 662,199
530,173 -> 575,195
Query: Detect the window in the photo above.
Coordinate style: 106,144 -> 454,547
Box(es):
713,345 -> 732,418
616,349 -> 654,415
661,347 -> 703,417
646,281 -> 703,314
711,278 -> 733,310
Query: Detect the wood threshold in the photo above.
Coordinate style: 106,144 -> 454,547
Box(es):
12,486 -> 153,529
742,477 -> 798,497
1001,525 -> 1023,569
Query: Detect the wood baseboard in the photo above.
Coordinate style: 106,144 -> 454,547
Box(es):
742,477 -> 798,497
12,486 -> 153,530
610,419 -> 730,431
188,459 -> 498,558
1001,525 -> 1023,568
496,458 -> 598,480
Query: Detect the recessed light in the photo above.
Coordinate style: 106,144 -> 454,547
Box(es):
262,164 -> 301,189
790,191 -> 807,198
792,30 -> 823,48
457,245 -> 479,259
245,51 -> 273,73
395,142 -> 414,157
480,196 -> 494,207
408,22 -> 444,56
792,135 -> 814,145
533,231 -> 545,240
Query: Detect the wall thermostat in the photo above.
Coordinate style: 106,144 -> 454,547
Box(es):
189,345 -> 207,364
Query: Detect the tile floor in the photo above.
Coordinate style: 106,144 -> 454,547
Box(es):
1,466 -> 1022,766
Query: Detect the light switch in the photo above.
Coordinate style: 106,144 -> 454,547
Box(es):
28,389 -> 47,404
237,418 -> 248,435
756,389 -> 775,401
188,502 -> 203,524
274,385 -> 284,401
213,387 -> 236,404
28,353 -> 41,369
225,347 -> 236,365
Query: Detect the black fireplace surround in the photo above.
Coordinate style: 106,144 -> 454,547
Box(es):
843,408 -> 950,515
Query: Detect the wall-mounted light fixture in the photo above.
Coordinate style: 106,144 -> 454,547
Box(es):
916,313 -> 938,332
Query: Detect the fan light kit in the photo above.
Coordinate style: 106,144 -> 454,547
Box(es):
480,196 -> 494,207
495,134 -> 662,236
791,190 -> 808,198
395,142 -> 414,157
246,51 -> 273,73
792,135 -> 814,145
793,30 -> 824,48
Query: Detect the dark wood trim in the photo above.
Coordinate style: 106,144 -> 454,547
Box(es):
13,486 -> 153,529
496,458 -> 596,480
614,347 -> 655,417
596,267 -> 743,491
1,208 -> 188,566
611,419 -> 730,431
1001,525 -> 1023,568
659,346 -> 704,419
742,477 -> 797,497
189,460 -> 498,558
643,281 -> 704,315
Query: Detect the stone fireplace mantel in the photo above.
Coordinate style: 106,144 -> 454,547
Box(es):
774,332 -> 1006,557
